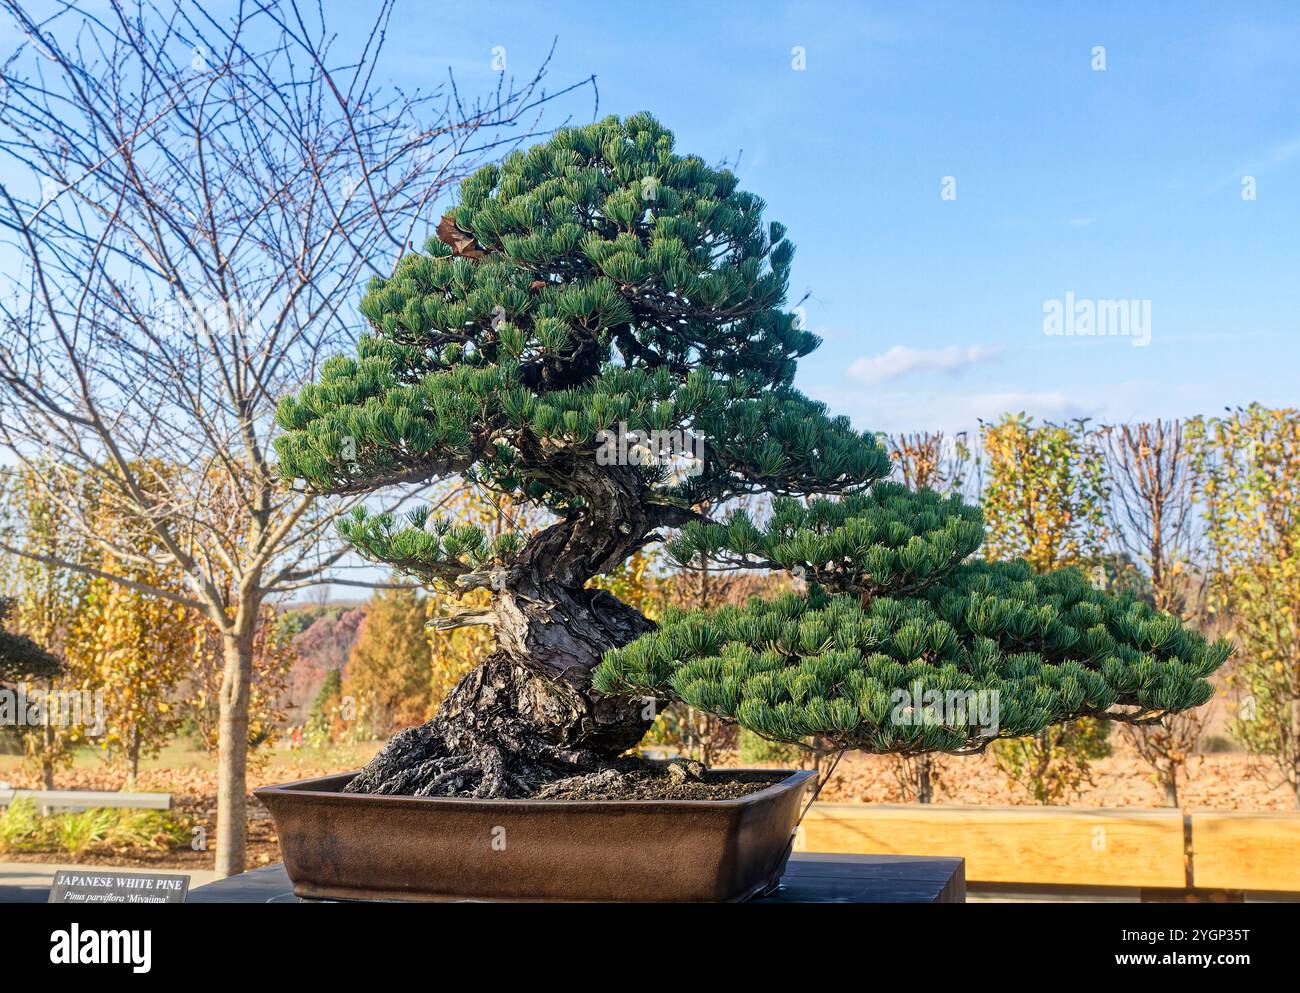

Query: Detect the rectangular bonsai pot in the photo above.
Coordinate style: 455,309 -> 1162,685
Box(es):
254,768 -> 815,902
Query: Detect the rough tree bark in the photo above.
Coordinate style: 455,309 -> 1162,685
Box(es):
345,466 -> 681,798
344,588 -> 653,797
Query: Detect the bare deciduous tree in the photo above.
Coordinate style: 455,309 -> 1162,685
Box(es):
886,430 -> 971,496
1100,419 -> 1199,614
885,430 -> 969,802
0,0 -> 593,874
1100,419 -> 1205,805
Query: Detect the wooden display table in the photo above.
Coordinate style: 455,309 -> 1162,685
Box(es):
186,852 -> 965,903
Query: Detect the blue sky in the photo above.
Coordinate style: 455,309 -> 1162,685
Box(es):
1,0 -> 1294,439
367,0 -> 1299,434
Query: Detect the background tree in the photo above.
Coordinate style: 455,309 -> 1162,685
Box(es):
1101,420 -> 1200,613
345,582 -> 431,738
978,414 -> 1114,801
72,498 -> 191,786
1196,405 -> 1300,806
186,605 -> 294,764
0,0 -> 591,874
278,114 -> 1226,801
887,430 -> 971,497
980,414 -> 1108,572
884,430 -> 972,801
0,464 -> 92,788
1100,418 -> 1206,806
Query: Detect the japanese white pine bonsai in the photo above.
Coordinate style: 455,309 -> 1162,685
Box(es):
275,114 -> 1229,798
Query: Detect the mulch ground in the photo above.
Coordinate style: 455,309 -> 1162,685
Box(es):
810,749 -> 1298,809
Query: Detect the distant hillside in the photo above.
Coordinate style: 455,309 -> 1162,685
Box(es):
281,605 -> 367,723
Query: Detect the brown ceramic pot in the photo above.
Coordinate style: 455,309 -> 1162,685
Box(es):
254,768 -> 815,902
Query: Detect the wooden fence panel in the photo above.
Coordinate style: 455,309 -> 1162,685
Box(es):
797,802 -> 1188,888
1190,812 -> 1300,892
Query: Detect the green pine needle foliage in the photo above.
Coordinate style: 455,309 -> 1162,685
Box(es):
668,483 -> 983,598
594,562 -> 1231,754
274,112 -> 1230,755
275,112 -> 888,526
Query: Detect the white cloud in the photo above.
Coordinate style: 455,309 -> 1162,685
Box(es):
807,379 -> 1188,436
848,344 -> 1001,385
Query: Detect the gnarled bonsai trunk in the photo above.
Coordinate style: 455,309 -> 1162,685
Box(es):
344,586 -> 653,797
346,509 -> 663,798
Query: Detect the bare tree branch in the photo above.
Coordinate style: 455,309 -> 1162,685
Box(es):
0,0 -> 595,875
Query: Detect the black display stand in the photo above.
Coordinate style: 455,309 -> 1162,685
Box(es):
184,852 -> 965,903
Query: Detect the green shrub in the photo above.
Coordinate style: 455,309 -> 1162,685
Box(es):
738,729 -> 802,767
992,718 -> 1113,804
104,809 -> 191,851
0,797 -> 42,853
1200,733 -> 1238,754
0,801 -> 191,856
52,808 -> 118,858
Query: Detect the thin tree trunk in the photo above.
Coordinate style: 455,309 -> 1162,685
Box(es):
917,757 -> 934,804
216,627 -> 253,877
127,734 -> 140,790
1162,768 -> 1178,808
41,725 -> 55,791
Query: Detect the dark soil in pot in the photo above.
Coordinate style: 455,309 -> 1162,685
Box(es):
529,758 -> 783,800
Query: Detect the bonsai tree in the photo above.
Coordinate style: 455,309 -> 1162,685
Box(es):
275,114 -> 1229,797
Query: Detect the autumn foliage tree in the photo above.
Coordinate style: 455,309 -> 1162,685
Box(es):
345,583 -> 433,738
1101,419 -> 1205,806
277,114 -> 1229,799
0,465 -> 92,787
1197,405 -> 1300,806
980,414 -> 1108,573
980,414 -> 1115,802
72,500 -> 191,785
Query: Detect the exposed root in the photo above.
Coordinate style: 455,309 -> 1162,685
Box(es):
342,721 -> 602,798
342,653 -> 623,797
344,581 -> 658,799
